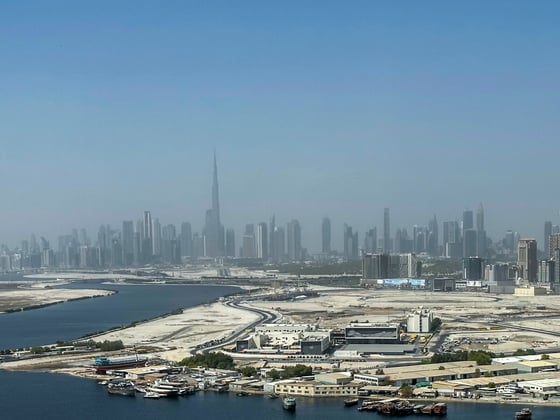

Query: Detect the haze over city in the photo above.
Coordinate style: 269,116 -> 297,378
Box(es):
2,1 -> 560,250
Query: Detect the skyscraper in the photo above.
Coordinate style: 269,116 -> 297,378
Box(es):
122,221 -> 134,266
344,224 -> 358,259
180,222 -> 192,258
383,208 -> 391,253
287,219 -> 302,261
476,204 -> 487,258
225,228 -> 236,257
256,222 -> 268,260
545,221 -> 552,258
152,218 -> 161,257
443,221 -> 461,258
142,211 -> 153,263
517,238 -> 537,282
321,217 -> 331,254
462,209 -> 474,231
427,215 -> 439,256
203,154 -> 224,257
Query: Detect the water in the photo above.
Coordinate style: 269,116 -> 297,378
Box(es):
0,370 -> 558,419
0,280 -> 239,349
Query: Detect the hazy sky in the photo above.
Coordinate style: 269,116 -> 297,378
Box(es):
1,1 -> 560,252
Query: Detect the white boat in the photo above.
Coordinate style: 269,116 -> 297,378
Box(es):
282,396 -> 296,411
144,392 -> 160,399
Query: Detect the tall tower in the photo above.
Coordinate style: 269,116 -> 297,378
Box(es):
322,217 -> 331,254
287,219 -> 302,261
256,222 -> 269,260
545,221 -> 552,258
143,211 -> 153,263
476,203 -> 487,258
383,208 -> 391,253
517,238 -> 537,283
204,153 -> 224,257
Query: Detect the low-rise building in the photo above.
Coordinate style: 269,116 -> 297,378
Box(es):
274,379 -> 361,397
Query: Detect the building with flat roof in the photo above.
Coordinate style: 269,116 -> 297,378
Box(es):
344,323 -> 400,345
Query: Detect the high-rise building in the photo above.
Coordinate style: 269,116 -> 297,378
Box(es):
269,216 -> 276,261
463,229 -> 477,258
203,154 -> 224,257
161,224 -> 177,263
462,209 -> 474,231
343,224 -> 358,259
383,208 -> 391,253
271,226 -> 285,263
427,215 -> 439,256
143,211 -> 153,263
321,217 -> 331,254
517,238 -> 537,282
364,228 -> 377,254
545,221 -> 553,257
122,221 -> 134,266
476,204 -> 487,258
180,222 -> 192,258
152,218 -> 161,257
256,222 -> 268,260
287,219 -> 302,261
225,228 -> 235,257
463,257 -> 483,280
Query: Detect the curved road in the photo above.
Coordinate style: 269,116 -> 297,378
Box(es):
192,299 -> 279,355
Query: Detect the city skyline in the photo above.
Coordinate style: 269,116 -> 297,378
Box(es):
1,154 -> 556,263
2,2 -> 560,248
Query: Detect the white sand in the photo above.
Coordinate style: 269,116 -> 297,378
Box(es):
93,301 -> 260,362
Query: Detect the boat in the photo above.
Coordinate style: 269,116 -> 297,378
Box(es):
282,396 -> 296,411
413,404 -> 425,414
421,404 -> 434,415
93,355 -> 148,374
145,383 -> 180,397
432,402 -> 447,415
266,393 -> 278,399
107,379 -> 135,397
144,392 -> 160,399
344,398 -> 359,407
515,408 -> 532,420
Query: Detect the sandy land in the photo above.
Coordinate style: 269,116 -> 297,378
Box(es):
0,283 -> 114,313
5,281 -> 560,370
92,301 -> 260,362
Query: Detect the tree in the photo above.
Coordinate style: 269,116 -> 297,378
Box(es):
267,369 -> 280,380
430,317 -> 442,332
177,352 -> 235,370
399,384 -> 413,398
541,354 -> 550,360
487,382 -> 496,389
240,366 -> 257,377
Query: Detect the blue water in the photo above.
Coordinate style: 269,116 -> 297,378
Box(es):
0,370 -> 558,419
0,281 -> 239,349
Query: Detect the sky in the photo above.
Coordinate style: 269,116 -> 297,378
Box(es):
1,1 -> 560,252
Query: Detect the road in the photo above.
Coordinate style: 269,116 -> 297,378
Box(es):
192,299 -> 279,355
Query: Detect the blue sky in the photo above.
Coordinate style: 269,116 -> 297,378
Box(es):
1,1 -> 559,251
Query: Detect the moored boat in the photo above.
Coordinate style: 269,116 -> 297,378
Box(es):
344,398 -> 359,407
282,396 -> 296,411
515,408 -> 532,420
421,404 -> 435,415
93,355 -> 148,374
413,404 -> 425,414
144,392 -> 160,399
107,379 -> 135,397
432,402 -> 447,415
